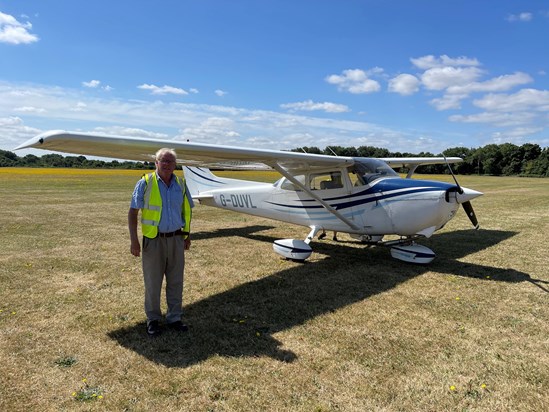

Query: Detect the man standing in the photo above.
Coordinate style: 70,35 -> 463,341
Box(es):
128,148 -> 193,337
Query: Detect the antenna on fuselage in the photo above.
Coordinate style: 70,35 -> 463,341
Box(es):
442,153 -> 463,194
327,146 -> 338,156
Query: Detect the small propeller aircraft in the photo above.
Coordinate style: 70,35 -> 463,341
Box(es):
16,130 -> 483,264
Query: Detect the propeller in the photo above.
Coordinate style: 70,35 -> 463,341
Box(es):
462,200 -> 479,229
443,155 -> 480,229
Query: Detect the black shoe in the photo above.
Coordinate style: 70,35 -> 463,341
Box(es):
332,236 -> 338,241
146,320 -> 162,337
167,320 -> 189,333
318,233 -> 326,240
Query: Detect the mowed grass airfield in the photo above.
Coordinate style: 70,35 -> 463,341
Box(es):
1,167 -> 547,411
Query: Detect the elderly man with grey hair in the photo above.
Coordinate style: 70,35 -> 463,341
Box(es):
128,148 -> 194,337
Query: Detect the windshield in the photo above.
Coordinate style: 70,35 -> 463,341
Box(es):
352,159 -> 398,184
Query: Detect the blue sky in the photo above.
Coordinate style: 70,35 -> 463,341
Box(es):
1,0 -> 549,156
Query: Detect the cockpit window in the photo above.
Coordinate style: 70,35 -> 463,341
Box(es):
352,159 -> 398,184
280,174 -> 305,191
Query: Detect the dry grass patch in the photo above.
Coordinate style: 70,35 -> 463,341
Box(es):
0,168 -> 547,411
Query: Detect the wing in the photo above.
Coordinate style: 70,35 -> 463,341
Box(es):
381,156 -> 462,178
16,130 -> 462,172
381,157 -> 462,167
15,130 -> 354,172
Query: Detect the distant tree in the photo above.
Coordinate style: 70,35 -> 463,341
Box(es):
323,146 -> 359,157
499,143 -> 522,176
291,146 -> 323,154
528,147 -> 549,177
477,144 -> 503,175
40,154 -> 66,167
357,146 -> 390,158
519,143 -> 542,175
441,147 -> 475,174
22,154 -> 40,166
0,150 -> 19,167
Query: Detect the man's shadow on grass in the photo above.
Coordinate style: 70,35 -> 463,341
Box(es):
108,226 -> 543,367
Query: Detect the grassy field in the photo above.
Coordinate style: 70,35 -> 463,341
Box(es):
0,168 -> 547,411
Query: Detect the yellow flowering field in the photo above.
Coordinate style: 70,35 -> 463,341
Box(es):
0,168 -> 547,411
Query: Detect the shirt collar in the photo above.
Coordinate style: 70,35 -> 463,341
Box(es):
156,172 -> 174,187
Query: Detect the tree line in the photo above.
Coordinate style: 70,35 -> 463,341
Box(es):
291,142 -> 549,177
1,141 -> 548,176
0,151 -> 154,170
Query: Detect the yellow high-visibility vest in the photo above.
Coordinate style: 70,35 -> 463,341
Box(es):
141,173 -> 192,239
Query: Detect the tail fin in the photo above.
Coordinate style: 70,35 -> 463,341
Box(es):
182,166 -> 267,198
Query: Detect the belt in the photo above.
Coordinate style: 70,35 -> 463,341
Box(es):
157,229 -> 183,238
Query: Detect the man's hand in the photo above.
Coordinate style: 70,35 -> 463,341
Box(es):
128,208 -> 141,257
130,239 -> 141,257
184,238 -> 191,251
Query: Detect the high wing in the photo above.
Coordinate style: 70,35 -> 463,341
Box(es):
381,157 -> 462,167
16,130 -> 353,172
16,130 -> 462,172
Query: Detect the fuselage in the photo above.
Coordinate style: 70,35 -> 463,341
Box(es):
185,165 -> 479,239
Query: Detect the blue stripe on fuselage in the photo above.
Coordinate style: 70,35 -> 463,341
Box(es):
267,178 -> 455,211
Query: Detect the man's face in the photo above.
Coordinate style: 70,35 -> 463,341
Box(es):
156,153 -> 176,176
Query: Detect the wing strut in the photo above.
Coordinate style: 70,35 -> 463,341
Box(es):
272,164 -> 359,231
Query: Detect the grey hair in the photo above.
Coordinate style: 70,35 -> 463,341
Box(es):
155,148 -> 177,160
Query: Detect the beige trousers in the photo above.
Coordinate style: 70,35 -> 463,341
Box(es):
142,235 -> 185,324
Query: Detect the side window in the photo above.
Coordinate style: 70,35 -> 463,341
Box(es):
310,171 -> 344,190
348,170 -> 365,187
280,175 -> 305,191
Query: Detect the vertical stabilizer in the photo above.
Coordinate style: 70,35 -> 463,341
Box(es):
182,166 -> 270,198
182,167 -> 227,197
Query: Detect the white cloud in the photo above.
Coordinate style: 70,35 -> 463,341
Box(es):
506,12 -> 533,22
430,72 -> 533,111
92,126 -> 170,139
0,116 -> 41,146
0,11 -> 39,44
325,69 -> 381,94
138,84 -> 188,95
0,115 -> 25,126
215,89 -> 227,97
449,111 -> 537,127
82,80 -> 113,91
473,89 -> 549,112
83,80 -> 101,88
280,100 -> 350,113
70,102 -> 88,112
445,72 -> 533,95
411,55 -> 480,70
494,126 -> 544,139
421,66 -> 484,90
14,106 -> 46,113
388,74 -> 420,95
430,94 -> 469,111
489,127 -> 549,146
177,116 -> 241,144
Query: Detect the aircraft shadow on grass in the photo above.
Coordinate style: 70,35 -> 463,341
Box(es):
108,226 -> 544,368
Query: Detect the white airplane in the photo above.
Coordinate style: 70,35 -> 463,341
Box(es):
16,130 -> 483,264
